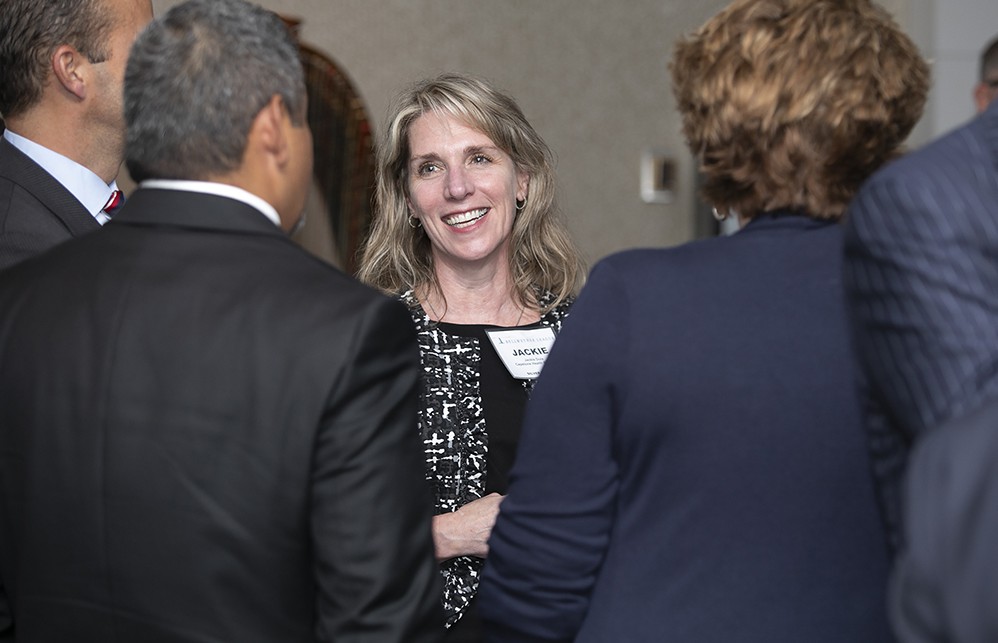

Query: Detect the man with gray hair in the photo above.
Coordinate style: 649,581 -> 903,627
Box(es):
974,35 -> 998,113
0,0 -> 153,269
0,1 -> 444,641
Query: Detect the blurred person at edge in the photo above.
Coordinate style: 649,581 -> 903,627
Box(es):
974,35 -> 998,113
845,20 -> 998,643
357,72 -> 585,642
478,1 -> 929,641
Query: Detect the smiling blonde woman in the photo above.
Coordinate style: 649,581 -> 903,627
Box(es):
357,73 -> 584,642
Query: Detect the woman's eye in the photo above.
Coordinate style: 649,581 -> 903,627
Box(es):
417,163 -> 440,176
471,154 -> 491,164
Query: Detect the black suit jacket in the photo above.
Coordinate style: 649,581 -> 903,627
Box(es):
0,188 -> 444,642
0,136 -> 101,270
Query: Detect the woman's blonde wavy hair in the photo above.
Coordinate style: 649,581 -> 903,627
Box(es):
670,0 -> 930,220
356,73 -> 584,313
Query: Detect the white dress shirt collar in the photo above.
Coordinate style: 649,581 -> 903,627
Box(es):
3,128 -> 117,225
139,179 -> 283,228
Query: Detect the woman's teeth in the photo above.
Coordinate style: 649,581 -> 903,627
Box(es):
444,208 -> 488,228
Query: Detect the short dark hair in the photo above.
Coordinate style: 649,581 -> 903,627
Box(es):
980,35 -> 998,82
0,0 -> 113,119
124,0 -> 306,182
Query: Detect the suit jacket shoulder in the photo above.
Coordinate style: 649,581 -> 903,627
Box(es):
861,103 -> 998,202
598,212 -> 842,292
0,138 -> 99,270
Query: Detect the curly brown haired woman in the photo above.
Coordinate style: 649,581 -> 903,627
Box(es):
479,1 -> 929,641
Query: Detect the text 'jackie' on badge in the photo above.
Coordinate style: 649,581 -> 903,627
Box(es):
484,327 -> 557,380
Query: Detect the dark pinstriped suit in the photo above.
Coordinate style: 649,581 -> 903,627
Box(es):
0,136 -> 100,270
843,99 -> 998,550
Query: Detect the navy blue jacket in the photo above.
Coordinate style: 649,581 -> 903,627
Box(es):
480,213 -> 893,642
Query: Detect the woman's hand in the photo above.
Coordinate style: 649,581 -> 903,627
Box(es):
432,493 -> 505,561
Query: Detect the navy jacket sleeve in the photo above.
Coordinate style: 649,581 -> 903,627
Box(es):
479,260 -> 627,642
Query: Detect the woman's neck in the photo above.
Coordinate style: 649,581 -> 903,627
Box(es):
420,260 -> 538,326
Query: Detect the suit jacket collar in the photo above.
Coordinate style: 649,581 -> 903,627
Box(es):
0,137 -> 100,236
738,209 -> 831,234
111,187 -> 289,239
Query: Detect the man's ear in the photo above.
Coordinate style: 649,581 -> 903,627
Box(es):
249,95 -> 290,166
974,82 -> 993,114
51,45 -> 88,100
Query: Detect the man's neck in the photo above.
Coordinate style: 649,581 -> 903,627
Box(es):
4,109 -> 119,184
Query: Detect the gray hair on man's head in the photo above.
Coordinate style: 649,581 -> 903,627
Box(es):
124,0 -> 306,182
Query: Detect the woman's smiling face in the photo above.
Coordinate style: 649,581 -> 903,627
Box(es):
406,111 -> 528,274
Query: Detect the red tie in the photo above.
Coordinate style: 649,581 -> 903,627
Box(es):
102,190 -> 125,217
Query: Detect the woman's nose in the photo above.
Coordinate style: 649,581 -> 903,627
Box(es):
444,166 -> 473,200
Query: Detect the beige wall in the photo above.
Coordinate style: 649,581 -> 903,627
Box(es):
150,0 -> 933,266
151,0 -> 732,266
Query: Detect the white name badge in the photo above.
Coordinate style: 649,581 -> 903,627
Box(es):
485,327 -> 557,380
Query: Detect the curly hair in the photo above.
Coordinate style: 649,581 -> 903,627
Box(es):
356,73 -> 584,313
670,0 -> 929,220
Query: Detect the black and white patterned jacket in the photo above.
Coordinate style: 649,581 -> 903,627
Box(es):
399,289 -> 572,627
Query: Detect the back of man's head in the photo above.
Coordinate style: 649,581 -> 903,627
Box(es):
124,0 -> 307,183
0,0 -> 112,121
980,36 -> 998,83
975,35 -> 998,113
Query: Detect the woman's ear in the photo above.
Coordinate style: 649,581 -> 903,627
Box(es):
516,171 -> 530,203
